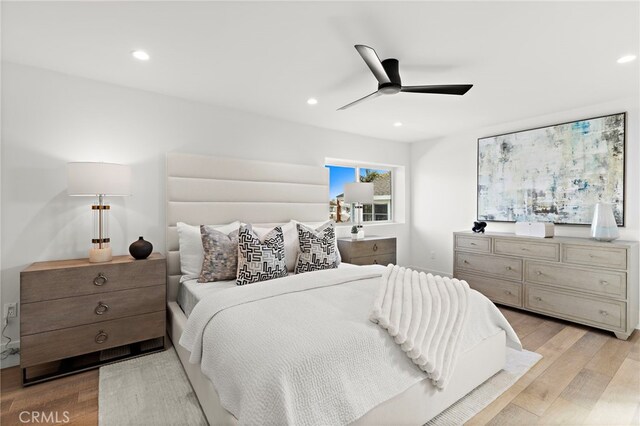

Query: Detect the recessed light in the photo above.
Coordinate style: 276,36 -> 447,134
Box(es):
307,98 -> 318,105
131,50 -> 150,61
393,122 -> 403,127
617,55 -> 636,64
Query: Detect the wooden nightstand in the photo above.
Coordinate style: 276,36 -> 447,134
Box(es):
337,236 -> 397,265
20,253 -> 166,385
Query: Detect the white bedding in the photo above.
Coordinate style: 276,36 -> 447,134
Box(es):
180,266 -> 521,426
177,263 -> 360,317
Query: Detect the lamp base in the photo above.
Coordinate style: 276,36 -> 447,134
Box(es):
89,247 -> 112,263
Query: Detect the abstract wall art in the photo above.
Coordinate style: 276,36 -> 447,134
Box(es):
477,113 -> 625,225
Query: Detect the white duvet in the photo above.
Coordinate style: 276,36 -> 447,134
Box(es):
180,265 -> 521,426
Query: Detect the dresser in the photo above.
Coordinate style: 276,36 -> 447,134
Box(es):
338,236 -> 397,265
20,253 -> 166,384
453,231 -> 639,340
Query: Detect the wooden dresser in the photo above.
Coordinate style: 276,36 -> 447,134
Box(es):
338,236 -> 397,265
20,253 -> 166,384
453,231 -> 639,340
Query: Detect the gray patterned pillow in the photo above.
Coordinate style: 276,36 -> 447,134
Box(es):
237,225 -> 288,285
294,222 -> 338,274
198,225 -> 239,283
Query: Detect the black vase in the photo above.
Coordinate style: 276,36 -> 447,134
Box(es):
129,236 -> 153,260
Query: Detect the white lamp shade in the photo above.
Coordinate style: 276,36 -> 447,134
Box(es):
67,162 -> 132,196
344,182 -> 374,204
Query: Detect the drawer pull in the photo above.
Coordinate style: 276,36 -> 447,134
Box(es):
95,330 -> 108,344
93,273 -> 108,286
599,310 -> 609,317
534,296 -> 542,302
372,243 -> 378,252
536,270 -> 543,276
373,259 -> 378,264
600,280 -> 609,286
505,266 -> 512,271
520,247 -> 529,251
504,290 -> 512,296
94,302 -> 110,315
463,260 -> 469,264
470,242 -> 477,246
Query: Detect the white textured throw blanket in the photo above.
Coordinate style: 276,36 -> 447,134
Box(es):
370,265 -> 470,389
180,266 -> 521,426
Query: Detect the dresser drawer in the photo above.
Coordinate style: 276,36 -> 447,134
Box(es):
21,285 -> 166,335
562,244 -> 627,270
341,238 -> 395,257
494,238 -> 559,261
349,253 -> 396,266
454,235 -> 491,253
455,272 -> 522,307
21,256 -> 166,303
526,261 -> 626,299
455,252 -> 522,281
20,311 -> 165,368
525,285 -> 625,330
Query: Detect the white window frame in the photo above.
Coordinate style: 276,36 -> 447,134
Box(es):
326,162 -> 394,225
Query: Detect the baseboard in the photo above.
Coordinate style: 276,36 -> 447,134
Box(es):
407,265 -> 453,278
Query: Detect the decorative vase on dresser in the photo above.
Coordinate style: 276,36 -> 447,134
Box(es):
20,253 -> 167,385
453,231 -> 639,340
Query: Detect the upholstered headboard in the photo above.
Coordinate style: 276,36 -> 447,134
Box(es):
166,153 -> 329,301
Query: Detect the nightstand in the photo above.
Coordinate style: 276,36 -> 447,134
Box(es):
20,253 -> 166,385
337,236 -> 397,265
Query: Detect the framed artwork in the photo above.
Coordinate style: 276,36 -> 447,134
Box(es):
477,112 -> 625,225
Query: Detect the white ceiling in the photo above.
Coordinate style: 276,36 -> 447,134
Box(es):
2,1 -> 639,142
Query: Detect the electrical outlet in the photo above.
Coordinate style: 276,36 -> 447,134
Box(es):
4,303 -> 17,319
430,251 -> 436,260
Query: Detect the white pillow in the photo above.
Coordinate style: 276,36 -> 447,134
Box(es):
177,221 -> 241,281
292,220 -> 341,265
252,221 -> 298,272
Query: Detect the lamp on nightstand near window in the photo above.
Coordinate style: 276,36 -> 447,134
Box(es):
67,162 -> 132,263
344,182 -> 374,239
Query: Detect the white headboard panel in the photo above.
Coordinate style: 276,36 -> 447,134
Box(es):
166,153 -> 329,300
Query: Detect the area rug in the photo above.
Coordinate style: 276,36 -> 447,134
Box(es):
427,347 -> 542,425
99,348 -> 207,426
99,346 -> 541,426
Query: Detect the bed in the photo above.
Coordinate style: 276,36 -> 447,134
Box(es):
165,153 -> 519,425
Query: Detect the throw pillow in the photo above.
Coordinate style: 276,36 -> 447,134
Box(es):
237,225 -> 288,285
198,225 -> 240,283
294,222 -> 339,274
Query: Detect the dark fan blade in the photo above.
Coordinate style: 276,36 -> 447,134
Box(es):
354,45 -> 391,85
401,84 -> 473,95
337,91 -> 382,111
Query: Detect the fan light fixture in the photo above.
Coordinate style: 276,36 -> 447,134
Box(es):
131,50 -> 150,61
617,55 -> 637,64
338,45 -> 473,110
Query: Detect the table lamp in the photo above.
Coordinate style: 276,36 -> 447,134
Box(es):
67,162 -> 132,263
344,182 -> 374,239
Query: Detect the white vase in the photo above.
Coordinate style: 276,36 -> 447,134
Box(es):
591,202 -> 619,242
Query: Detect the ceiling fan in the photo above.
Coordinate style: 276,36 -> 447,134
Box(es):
338,45 -> 473,110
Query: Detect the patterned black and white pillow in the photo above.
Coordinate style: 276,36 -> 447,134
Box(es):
237,225 -> 288,285
294,222 -> 338,274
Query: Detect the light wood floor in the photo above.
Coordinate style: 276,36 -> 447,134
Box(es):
1,307 -> 639,426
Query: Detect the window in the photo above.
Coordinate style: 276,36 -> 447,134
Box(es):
326,164 -> 392,223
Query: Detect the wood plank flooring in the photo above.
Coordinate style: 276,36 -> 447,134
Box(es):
1,306 -> 638,425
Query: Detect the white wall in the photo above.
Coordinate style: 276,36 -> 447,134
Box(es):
0,62 -> 412,349
410,97 -> 640,322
